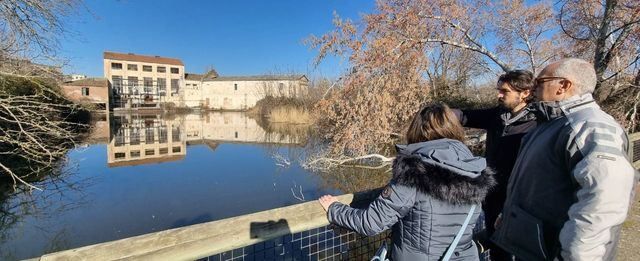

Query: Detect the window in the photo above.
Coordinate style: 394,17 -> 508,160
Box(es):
171,79 -> 179,95
128,76 -> 139,94
172,146 -> 181,153
145,149 -> 155,156
114,152 -> 125,159
278,82 -> 284,95
235,132 -> 238,138
130,127 -> 140,145
130,150 -> 141,158
157,66 -> 166,73
81,87 -> 90,96
143,65 -> 152,72
111,62 -> 122,70
145,127 -> 154,144
112,76 -> 123,93
157,78 -> 166,96
186,83 -> 191,86
158,126 -> 167,143
115,129 -> 125,147
172,126 -> 180,142
159,147 -> 168,154
234,83 -> 238,91
170,67 -> 179,74
143,77 -> 153,93
127,64 -> 138,71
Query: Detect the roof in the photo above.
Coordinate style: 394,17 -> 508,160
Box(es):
107,155 -> 185,168
62,78 -> 109,87
185,69 -> 219,81
208,74 -> 308,82
103,51 -> 184,66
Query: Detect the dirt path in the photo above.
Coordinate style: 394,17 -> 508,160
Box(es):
618,185 -> 640,260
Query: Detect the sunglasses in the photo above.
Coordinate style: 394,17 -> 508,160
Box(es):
535,76 -> 567,87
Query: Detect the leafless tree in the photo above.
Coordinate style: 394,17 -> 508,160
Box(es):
0,0 -> 87,189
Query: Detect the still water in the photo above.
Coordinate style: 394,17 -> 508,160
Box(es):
0,112 -> 389,260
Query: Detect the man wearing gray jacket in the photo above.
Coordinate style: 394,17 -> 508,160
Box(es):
492,58 -> 636,260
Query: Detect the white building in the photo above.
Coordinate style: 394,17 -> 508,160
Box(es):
103,51 -> 309,111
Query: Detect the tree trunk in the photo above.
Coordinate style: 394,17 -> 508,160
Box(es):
593,0 -> 618,102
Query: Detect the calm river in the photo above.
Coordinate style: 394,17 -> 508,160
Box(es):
0,112 -> 389,260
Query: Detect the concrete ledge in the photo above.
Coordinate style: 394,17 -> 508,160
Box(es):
34,189 -> 381,261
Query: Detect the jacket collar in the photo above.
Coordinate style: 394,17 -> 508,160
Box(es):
533,93 -> 596,122
500,105 -> 537,125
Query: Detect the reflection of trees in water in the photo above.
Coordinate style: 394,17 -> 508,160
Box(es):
0,163 -> 93,259
250,113 -> 311,145
315,167 -> 391,194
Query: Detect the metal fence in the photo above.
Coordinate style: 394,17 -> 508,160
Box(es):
630,132 -> 640,169
201,214 -> 489,261
201,226 -> 390,261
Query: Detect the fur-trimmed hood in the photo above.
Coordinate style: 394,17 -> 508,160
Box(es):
392,139 -> 496,205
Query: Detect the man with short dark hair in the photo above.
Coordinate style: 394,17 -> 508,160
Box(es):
453,69 -> 537,260
492,58 -> 635,260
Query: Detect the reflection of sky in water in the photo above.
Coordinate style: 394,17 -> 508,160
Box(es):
0,113 -> 373,260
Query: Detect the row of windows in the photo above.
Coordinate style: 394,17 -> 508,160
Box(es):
111,62 -> 179,74
113,146 -> 181,159
111,76 -> 179,87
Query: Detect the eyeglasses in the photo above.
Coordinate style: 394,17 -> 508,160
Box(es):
535,76 -> 567,87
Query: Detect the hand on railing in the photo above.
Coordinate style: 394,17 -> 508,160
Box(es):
319,195 -> 338,211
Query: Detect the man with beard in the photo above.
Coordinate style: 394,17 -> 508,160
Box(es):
453,70 -> 537,260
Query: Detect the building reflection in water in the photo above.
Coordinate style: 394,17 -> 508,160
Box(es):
107,112 -> 305,167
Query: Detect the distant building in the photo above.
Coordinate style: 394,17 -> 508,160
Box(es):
60,78 -> 110,110
184,69 -> 219,108
103,51 -> 185,110
103,51 -> 309,111
70,74 -> 87,81
196,75 -> 309,110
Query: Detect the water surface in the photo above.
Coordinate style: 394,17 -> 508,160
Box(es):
0,112 -> 389,260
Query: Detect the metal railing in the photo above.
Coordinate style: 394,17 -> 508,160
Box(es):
630,132 -> 640,169
34,189 -> 388,260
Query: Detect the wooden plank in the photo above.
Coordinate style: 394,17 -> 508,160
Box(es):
36,189 -> 381,261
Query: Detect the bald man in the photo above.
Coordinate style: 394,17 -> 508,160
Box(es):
491,58 -> 635,260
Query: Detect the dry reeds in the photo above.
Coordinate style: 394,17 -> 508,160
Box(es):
267,106 -> 313,124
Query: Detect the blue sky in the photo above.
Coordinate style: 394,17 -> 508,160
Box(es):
60,0 -> 375,78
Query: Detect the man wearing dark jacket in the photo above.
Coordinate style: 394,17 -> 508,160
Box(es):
453,70 -> 537,260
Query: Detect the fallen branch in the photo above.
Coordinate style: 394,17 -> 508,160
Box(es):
303,153 -> 394,171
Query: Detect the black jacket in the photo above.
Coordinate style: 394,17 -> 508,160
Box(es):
327,139 -> 496,260
453,106 -> 537,225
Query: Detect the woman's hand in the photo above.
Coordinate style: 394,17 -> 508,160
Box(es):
318,195 -> 338,211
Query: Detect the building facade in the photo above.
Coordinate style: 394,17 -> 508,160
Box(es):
60,78 -> 110,110
103,52 -> 185,110
104,51 -> 309,111
197,75 -> 308,110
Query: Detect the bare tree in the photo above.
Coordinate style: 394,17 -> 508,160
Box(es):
0,0 -> 81,59
0,0 -> 87,189
559,0 -> 640,101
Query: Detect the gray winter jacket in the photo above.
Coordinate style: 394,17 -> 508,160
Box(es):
492,94 -> 636,260
327,139 -> 496,260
